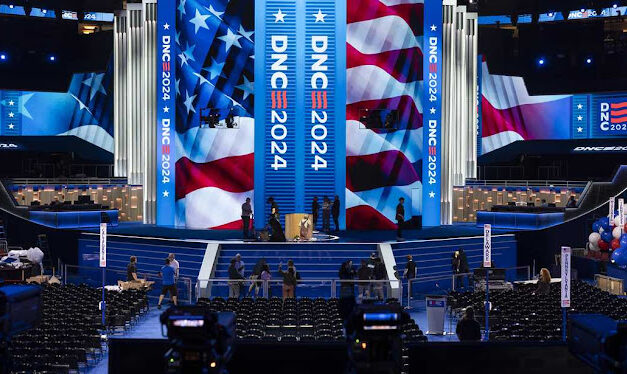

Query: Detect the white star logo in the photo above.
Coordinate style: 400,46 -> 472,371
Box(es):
177,0 -> 186,20
577,104 -> 583,110
163,23 -> 170,30
577,115 -> 583,121
82,72 -> 107,100
577,127 -> 583,133
8,112 -> 14,118
183,90 -> 197,114
189,9 -> 210,34
430,24 -> 437,31
429,191 -> 436,198
430,107 -> 436,114
236,76 -> 254,100
205,4 -> 224,20
163,106 -> 170,113
178,52 -> 189,67
273,9 -> 286,23
238,25 -> 254,43
193,72 -> 212,87
313,9 -> 326,22
8,123 -> 14,129
163,190 -> 170,198
217,28 -> 243,51
8,100 -> 14,106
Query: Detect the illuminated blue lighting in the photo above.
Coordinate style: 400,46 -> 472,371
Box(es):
538,58 -> 545,66
586,58 -> 592,64
42,9 -> 47,14
613,4 -> 618,8
49,55 -> 56,61
0,54 -> 6,61
548,12 -> 554,17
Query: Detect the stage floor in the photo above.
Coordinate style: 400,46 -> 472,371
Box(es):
82,222 -> 509,243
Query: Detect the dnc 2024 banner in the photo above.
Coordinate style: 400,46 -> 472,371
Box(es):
158,0 -> 438,229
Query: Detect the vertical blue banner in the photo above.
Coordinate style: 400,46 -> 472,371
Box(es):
422,0 -> 443,226
156,0 -> 176,225
255,0 -> 298,227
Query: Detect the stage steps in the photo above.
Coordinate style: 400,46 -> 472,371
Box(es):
211,243 -> 378,298
77,234 -> 209,301
392,234 -> 518,294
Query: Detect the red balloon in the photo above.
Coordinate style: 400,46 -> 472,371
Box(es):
598,239 -> 610,251
623,223 -> 627,232
612,238 -> 621,250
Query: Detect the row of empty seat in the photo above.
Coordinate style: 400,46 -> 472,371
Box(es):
9,283 -> 148,373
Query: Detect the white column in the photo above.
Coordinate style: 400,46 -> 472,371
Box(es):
466,12 -> 478,178
126,3 -> 144,188
113,11 -> 128,177
441,0 -> 456,225
142,0 -> 157,224
454,6 -> 467,187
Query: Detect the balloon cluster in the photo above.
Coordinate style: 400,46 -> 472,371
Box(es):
588,213 -> 627,267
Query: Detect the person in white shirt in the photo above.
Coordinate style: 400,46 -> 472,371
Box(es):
168,253 -> 180,278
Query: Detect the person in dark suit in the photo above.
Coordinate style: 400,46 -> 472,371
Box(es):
566,195 -> 577,208
456,307 -> 482,341
396,197 -> 405,240
311,196 -> 320,230
332,195 -> 340,232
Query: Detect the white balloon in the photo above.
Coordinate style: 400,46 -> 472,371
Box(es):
614,227 -> 622,239
588,242 -> 599,252
599,227 -> 604,234
615,216 -> 622,227
589,232 -> 601,244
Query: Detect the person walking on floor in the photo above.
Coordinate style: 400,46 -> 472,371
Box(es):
241,197 -> 253,239
357,259 -> 371,303
168,253 -> 179,278
312,196 -> 320,230
278,262 -> 299,299
158,258 -> 178,309
339,260 -> 356,298
228,258 -> 245,298
127,256 -> 139,282
396,197 -> 405,241
332,195 -> 340,232
322,196 -> 331,233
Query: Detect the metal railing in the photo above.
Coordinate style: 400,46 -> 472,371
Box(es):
6,177 -> 129,186
405,266 -> 532,308
195,278 -> 402,302
63,264 -> 193,304
463,179 -> 589,188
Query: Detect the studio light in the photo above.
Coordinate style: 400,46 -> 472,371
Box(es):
537,58 -> 545,66
586,58 -> 592,64
49,55 -> 56,62
0,54 -> 6,61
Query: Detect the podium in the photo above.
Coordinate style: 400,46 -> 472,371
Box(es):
285,213 -> 313,241
425,295 -> 447,335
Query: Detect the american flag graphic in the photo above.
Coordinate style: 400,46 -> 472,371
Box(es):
345,0 -> 424,229
480,60 -> 571,154
175,0 -> 254,229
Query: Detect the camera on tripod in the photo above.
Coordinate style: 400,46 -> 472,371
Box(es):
160,306 -> 235,374
345,303 -> 407,374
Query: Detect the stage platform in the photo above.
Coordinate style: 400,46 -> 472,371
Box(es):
83,222 -> 509,243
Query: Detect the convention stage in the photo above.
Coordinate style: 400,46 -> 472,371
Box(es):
84,222 -> 509,243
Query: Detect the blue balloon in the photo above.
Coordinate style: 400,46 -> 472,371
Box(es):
612,247 -> 627,267
600,217 -> 611,230
602,230 -> 613,243
620,234 -> 627,247
593,221 -> 601,232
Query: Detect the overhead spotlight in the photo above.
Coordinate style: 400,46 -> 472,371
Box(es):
580,8 -> 586,13
613,3 -> 618,8
42,9 -> 47,14
0,54 -> 6,61
8,4 -> 14,9
537,58 -> 545,66
548,12 -> 554,17
49,55 -> 56,62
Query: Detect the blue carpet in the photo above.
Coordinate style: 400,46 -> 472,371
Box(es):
81,223 -> 509,243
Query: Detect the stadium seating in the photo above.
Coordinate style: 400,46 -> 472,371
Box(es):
197,297 -> 427,343
9,283 -> 148,373
449,280 -> 627,341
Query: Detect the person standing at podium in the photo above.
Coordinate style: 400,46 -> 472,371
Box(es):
322,196 -> 331,233
241,197 -> 253,239
311,196 -> 320,230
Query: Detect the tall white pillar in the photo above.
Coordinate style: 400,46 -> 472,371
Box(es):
441,0 -> 456,225
113,11 -> 128,177
466,12 -> 478,179
142,0 -> 157,224
454,6 -> 467,187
